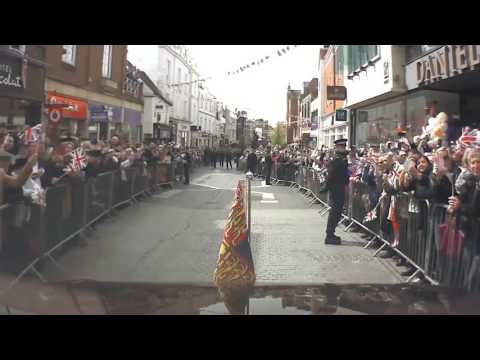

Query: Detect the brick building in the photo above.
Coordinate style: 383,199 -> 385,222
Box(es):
286,84 -> 301,144
0,45 -> 47,130
44,45 -> 143,142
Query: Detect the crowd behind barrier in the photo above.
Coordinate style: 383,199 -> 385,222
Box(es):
0,160 -> 201,276
0,123 -> 205,289
248,128 -> 480,293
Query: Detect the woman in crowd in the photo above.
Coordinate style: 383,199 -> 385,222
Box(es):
449,148 -> 480,290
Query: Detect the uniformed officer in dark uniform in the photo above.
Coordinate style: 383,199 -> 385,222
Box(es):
264,146 -> 273,185
247,150 -> 257,175
182,149 -> 191,185
211,147 -> 217,168
325,138 -> 349,245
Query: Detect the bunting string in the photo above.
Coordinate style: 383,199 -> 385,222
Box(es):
169,45 -> 301,87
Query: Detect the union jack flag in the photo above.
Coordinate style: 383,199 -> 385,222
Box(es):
66,148 -> 88,172
458,128 -> 480,148
19,124 -> 43,145
363,209 -> 377,223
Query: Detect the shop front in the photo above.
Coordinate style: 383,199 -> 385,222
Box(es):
87,102 -> 122,141
404,45 -> 480,142
320,113 -> 349,147
0,46 -> 46,130
169,117 -> 190,146
124,108 -> 143,144
153,123 -> 171,144
47,92 -> 88,138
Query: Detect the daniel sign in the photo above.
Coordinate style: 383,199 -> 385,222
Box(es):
406,45 -> 480,89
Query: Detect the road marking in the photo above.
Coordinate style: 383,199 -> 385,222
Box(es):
259,192 -> 278,204
153,190 -> 182,198
190,183 -> 221,190
262,193 -> 275,200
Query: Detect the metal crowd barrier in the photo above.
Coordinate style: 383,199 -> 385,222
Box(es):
0,160 -> 198,297
270,163 -> 480,290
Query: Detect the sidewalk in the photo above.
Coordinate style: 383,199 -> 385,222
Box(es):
250,182 -> 402,284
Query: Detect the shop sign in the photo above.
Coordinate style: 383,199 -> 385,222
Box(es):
89,105 -> 111,122
327,86 -> 347,101
414,45 -> 480,86
48,92 -> 87,120
0,57 -> 24,92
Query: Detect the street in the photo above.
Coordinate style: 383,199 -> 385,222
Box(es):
44,167 -> 402,285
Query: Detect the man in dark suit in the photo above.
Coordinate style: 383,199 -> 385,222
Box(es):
219,148 -> 225,168
247,150 -> 257,175
325,139 -> 349,245
264,146 -> 273,185
182,149 -> 191,185
211,147 -> 217,168
225,147 -> 233,169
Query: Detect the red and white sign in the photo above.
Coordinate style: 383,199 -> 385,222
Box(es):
48,108 -> 63,124
47,92 -> 88,120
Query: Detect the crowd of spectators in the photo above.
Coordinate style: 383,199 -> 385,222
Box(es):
0,123 -> 203,212
242,121 -> 480,290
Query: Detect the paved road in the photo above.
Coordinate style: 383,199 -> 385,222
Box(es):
44,167 -> 402,285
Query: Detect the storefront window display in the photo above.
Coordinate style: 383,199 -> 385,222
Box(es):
406,90 -> 460,142
355,97 -> 406,146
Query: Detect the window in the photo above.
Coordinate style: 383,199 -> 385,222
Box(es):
347,45 -> 380,75
167,60 -> 171,84
102,45 -> 113,78
367,45 -> 379,61
10,45 -> 26,53
177,68 -> 181,93
405,45 -> 442,63
62,45 -> 76,65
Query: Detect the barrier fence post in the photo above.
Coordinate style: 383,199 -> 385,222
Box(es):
245,171 -> 253,244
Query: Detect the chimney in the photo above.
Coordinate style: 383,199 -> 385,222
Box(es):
303,82 -> 309,95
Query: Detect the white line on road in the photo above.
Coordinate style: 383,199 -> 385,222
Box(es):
260,200 -> 279,204
153,190 -> 182,198
190,183 -> 220,190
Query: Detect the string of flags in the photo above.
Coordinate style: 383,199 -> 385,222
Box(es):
226,45 -> 299,76
169,45 -> 301,87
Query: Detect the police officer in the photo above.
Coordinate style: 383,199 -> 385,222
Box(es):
325,138 -> 349,245
264,146 -> 273,185
225,147 -> 233,169
247,150 -> 257,175
211,147 -> 217,168
182,148 -> 191,185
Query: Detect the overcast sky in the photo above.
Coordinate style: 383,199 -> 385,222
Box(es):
128,45 -> 320,125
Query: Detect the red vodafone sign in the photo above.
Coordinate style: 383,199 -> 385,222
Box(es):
47,92 -> 88,120
48,108 -> 63,124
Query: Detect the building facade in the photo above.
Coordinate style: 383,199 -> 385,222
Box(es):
403,45 -> 480,142
0,45 -> 46,130
286,85 -> 301,144
197,83 -> 218,148
319,46 -> 347,147
341,45 -> 407,146
223,107 -> 237,144
299,78 -> 318,147
138,68 -> 172,143
44,45 -> 143,142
